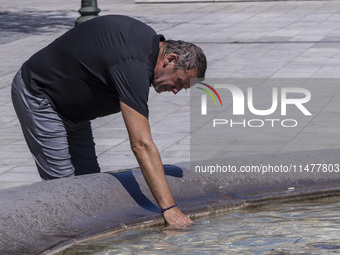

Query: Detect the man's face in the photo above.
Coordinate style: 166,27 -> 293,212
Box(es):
152,54 -> 197,95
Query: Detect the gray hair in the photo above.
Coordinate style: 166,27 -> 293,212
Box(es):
160,40 -> 207,78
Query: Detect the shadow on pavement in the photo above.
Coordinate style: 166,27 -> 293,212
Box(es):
0,11 -> 75,44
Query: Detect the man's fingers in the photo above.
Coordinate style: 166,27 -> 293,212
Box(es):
163,207 -> 194,227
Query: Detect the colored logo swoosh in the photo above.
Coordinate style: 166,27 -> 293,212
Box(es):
197,82 -> 223,106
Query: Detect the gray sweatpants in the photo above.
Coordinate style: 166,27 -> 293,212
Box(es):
11,70 -> 100,180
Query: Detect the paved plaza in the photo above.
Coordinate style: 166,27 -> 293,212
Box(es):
0,0 -> 340,190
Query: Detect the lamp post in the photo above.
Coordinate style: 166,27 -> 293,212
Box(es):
75,0 -> 101,26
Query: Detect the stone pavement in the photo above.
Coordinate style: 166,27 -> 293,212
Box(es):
0,0 -> 340,190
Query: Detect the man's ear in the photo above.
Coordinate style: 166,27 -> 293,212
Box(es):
164,53 -> 178,66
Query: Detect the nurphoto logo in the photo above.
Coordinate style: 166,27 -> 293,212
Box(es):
197,83 -> 312,128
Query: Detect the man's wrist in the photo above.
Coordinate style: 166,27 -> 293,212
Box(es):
161,204 -> 178,214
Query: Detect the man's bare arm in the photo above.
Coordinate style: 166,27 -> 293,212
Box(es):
120,101 -> 193,226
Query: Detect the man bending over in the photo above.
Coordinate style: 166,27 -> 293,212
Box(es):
11,15 -> 207,226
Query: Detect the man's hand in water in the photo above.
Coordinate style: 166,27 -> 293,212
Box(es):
163,206 -> 193,227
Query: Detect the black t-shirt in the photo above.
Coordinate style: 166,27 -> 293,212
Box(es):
21,15 -> 164,121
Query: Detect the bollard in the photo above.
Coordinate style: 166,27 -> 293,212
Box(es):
75,0 -> 101,26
